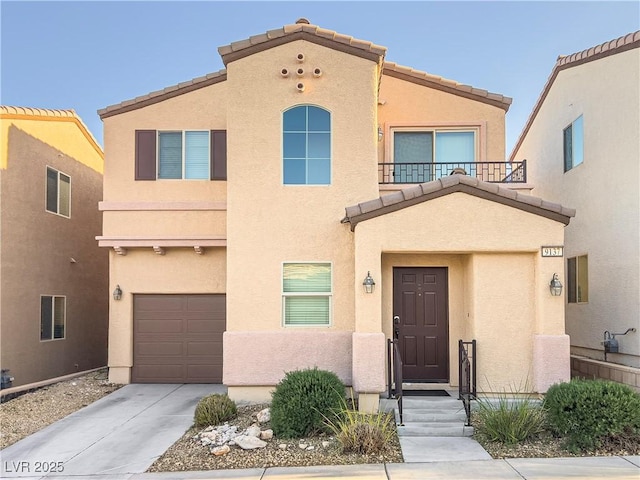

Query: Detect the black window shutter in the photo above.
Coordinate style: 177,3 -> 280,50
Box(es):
135,130 -> 157,180
210,130 -> 227,180
563,125 -> 572,173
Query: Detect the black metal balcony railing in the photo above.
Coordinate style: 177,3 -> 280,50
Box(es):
378,160 -> 526,185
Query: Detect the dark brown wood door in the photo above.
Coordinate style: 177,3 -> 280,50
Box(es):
133,294 -> 225,383
393,267 -> 449,382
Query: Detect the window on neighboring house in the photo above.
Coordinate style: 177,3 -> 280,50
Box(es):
283,263 -> 332,326
567,255 -> 588,303
158,131 -> 210,179
134,129 -> 226,181
563,115 -> 583,172
46,167 -> 71,217
41,295 -> 65,340
283,105 -> 331,185
392,129 -> 476,183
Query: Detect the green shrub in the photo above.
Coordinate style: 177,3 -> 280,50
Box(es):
325,404 -> 396,454
270,368 -> 345,438
544,379 -> 640,452
194,394 -> 237,427
474,393 -> 546,445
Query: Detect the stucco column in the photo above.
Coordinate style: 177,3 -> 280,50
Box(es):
352,230 -> 385,411
107,252 -> 132,384
533,254 -> 569,392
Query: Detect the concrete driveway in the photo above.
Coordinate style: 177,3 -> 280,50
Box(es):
1,384 -> 223,478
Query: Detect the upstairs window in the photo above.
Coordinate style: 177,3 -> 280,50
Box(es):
392,129 -> 476,183
134,130 -> 226,181
283,105 -> 331,185
41,295 -> 65,340
46,167 -> 71,217
283,263 -> 332,326
158,131 -> 210,179
563,115 -> 583,172
567,255 -> 588,303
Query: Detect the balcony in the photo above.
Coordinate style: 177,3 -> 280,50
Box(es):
378,160 -> 526,185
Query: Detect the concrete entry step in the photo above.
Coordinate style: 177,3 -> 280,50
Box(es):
397,422 -> 474,437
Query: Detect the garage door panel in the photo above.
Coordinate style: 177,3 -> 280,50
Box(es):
136,319 -> 184,334
187,341 -> 221,355
132,294 -> 225,383
136,295 -> 184,311
136,341 -> 184,356
188,365 -> 222,382
187,295 -> 225,311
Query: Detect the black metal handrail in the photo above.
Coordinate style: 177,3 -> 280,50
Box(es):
458,339 -> 477,427
387,338 -> 404,425
378,160 -> 526,185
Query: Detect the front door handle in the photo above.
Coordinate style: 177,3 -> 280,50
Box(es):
393,315 -> 400,339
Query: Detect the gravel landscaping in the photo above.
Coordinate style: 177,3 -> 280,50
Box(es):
149,403 -> 404,472
2,373 -> 638,472
0,369 -> 121,449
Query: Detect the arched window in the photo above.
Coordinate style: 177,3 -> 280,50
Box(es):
283,105 -> 331,185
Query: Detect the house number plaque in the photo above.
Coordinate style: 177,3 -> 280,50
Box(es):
541,246 -> 564,257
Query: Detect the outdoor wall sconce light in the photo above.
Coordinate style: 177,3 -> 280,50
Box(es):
363,271 -> 376,294
113,285 -> 123,301
549,273 -> 563,296
378,126 -> 384,142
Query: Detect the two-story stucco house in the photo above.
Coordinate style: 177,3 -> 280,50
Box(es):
0,106 -> 108,388
511,32 -> 640,389
99,19 -> 575,409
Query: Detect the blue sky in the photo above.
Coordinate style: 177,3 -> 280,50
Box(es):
1,1 -> 638,154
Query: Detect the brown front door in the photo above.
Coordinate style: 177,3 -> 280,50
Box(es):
393,267 -> 449,382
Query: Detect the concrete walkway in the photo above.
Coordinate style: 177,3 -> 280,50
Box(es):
1,385 -> 638,479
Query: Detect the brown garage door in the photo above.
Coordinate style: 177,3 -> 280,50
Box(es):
132,294 -> 225,383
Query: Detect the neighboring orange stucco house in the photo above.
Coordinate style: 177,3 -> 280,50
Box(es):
98,19 -> 574,409
0,106 -> 108,388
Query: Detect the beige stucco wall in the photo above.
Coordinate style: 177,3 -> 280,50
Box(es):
354,192 -> 568,392
513,49 -> 640,367
101,81 -> 228,205
1,127 -> 108,386
377,74 -> 507,163
107,247 -> 226,384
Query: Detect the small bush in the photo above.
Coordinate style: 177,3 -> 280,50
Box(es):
325,405 -> 396,454
194,394 -> 237,427
475,393 -> 546,445
270,368 -> 345,438
544,379 -> 640,452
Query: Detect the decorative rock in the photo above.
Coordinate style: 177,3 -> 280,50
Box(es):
234,435 -> 267,450
256,407 -> 271,423
259,429 -> 273,440
321,441 -> 330,448
306,445 -> 315,451
245,424 -> 261,438
278,443 -> 288,450
298,443 -> 308,450
211,445 -> 230,456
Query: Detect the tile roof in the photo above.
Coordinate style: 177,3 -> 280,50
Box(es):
382,62 -> 512,111
98,19 -> 511,118
342,174 -> 575,230
218,18 -> 387,66
1,105 -> 102,154
98,70 -> 227,119
510,30 -> 640,160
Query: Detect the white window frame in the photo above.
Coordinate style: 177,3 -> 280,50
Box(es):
156,130 -> 210,180
282,104 -> 332,186
45,166 -> 71,218
390,127 -> 479,163
282,262 -> 333,327
40,295 -> 66,341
